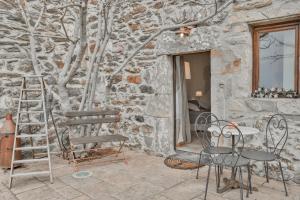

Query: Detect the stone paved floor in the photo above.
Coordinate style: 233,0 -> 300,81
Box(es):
0,149 -> 299,200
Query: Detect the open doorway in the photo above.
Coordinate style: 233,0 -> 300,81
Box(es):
174,51 -> 211,153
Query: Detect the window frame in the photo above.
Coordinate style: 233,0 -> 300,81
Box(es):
252,21 -> 300,93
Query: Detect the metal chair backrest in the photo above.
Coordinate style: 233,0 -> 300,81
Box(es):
265,114 -> 288,156
210,120 -> 244,168
194,112 -> 219,150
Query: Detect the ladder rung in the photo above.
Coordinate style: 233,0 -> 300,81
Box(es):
13,158 -> 49,164
19,111 -> 44,114
23,75 -> 44,78
11,171 -> 50,177
20,100 -> 41,102
18,122 -> 46,125
22,89 -> 42,91
15,146 -> 48,151
16,134 -> 48,138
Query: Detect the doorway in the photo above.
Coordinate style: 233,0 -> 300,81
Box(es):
173,51 -> 211,153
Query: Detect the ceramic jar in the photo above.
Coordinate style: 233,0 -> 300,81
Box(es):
0,114 -> 21,169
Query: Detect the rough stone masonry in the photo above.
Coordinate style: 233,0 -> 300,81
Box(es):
0,0 -> 300,181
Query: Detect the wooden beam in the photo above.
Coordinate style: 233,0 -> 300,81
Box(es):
64,110 -> 119,117
59,117 -> 120,126
70,135 -> 128,145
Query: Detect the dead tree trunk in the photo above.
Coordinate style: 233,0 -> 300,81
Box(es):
79,0 -> 117,111
16,0 -> 46,75
57,0 -> 88,110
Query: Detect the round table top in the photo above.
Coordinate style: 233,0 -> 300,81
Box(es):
208,125 -> 259,136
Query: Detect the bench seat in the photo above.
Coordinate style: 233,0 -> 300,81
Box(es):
71,134 -> 128,145
59,109 -> 127,165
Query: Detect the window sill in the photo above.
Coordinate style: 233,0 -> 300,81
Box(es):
249,97 -> 300,101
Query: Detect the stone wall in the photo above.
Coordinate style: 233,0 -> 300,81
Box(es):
214,0 -> 300,180
0,0 -> 217,154
0,0 -> 93,151
156,0 -> 300,180
0,0 -> 300,180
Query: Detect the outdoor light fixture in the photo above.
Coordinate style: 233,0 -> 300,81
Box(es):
184,61 -> 191,79
176,26 -> 192,38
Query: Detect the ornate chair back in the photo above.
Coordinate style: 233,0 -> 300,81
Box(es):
194,112 -> 219,150
265,114 -> 288,156
210,120 -> 244,168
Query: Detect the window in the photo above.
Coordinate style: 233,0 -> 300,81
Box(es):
253,21 -> 300,93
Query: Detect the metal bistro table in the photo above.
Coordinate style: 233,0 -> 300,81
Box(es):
208,125 -> 259,193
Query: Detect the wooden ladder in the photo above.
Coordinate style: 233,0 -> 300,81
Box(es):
8,75 -> 53,188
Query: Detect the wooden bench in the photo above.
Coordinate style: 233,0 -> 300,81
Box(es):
58,110 -> 128,166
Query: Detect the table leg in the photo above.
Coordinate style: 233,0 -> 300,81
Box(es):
216,135 -> 257,194
217,176 -> 258,194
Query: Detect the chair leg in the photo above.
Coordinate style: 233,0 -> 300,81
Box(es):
214,165 -> 220,191
204,165 -> 212,200
196,153 -> 202,179
233,167 -> 238,179
214,166 -> 218,191
238,167 -> 244,200
250,165 -> 253,193
278,161 -> 288,196
70,145 -> 78,171
264,161 -> 269,183
217,165 -> 221,188
247,165 -> 252,195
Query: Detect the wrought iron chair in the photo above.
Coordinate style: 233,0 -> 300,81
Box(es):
241,114 -> 288,196
204,120 -> 250,200
194,113 -> 232,179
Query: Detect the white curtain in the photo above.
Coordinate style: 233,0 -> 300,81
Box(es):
175,56 -> 191,144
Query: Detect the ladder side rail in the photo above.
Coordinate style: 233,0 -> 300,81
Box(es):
9,78 -> 25,188
40,77 -> 53,183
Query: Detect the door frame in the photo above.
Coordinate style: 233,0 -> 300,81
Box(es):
172,51 -> 211,151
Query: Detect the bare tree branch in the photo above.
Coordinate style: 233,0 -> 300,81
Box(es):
56,1 -> 87,109
33,0 -> 46,31
79,0 -> 116,111
214,0 -> 218,14
59,14 -> 81,79
111,0 -> 233,77
63,0 -> 88,85
17,0 -> 31,31
59,8 -> 77,43
16,0 -> 41,74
